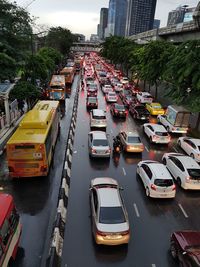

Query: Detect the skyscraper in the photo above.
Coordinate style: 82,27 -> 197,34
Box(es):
107,0 -> 127,37
125,0 -> 157,36
99,8 -> 108,40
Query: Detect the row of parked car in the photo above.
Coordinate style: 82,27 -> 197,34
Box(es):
83,54 -> 200,267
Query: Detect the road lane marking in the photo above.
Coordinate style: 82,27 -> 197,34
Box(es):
122,167 -> 126,176
145,146 -> 149,152
74,150 -> 77,153
152,264 -> 156,267
178,203 -> 188,218
173,147 -> 179,153
133,203 -> 140,217
110,129 -> 113,134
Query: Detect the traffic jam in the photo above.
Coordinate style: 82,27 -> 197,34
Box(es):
62,52 -> 200,267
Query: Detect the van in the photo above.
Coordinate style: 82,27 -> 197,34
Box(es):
90,109 -> 107,129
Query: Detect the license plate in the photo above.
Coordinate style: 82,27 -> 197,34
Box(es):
106,235 -> 121,239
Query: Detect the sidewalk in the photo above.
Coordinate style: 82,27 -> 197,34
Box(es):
0,115 -> 24,154
138,81 -> 200,138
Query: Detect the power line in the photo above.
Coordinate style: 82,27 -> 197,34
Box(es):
23,0 -> 37,9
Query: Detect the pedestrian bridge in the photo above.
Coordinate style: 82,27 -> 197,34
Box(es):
70,42 -> 101,53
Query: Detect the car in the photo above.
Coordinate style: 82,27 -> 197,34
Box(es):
118,131 -> 144,153
162,153 -> 200,190
146,102 -> 165,116
129,103 -> 150,121
121,95 -> 133,107
90,109 -> 107,129
120,77 -> 129,85
88,131 -> 111,158
136,160 -> 176,198
143,123 -> 171,144
131,86 -> 140,96
177,137 -> 200,162
136,92 -> 153,104
170,230 -> 200,266
114,82 -> 123,92
105,91 -> 118,102
87,85 -> 98,97
86,97 -> 98,109
110,104 -> 127,118
89,177 -> 130,245
101,84 -> 113,94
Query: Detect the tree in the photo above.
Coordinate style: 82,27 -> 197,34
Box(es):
46,27 -> 76,55
9,81 -> 40,109
0,52 -> 16,81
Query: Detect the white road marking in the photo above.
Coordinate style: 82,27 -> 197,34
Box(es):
73,151 -> 77,153
152,264 -> 156,267
133,203 -> 140,217
173,147 -> 179,153
122,167 -> 126,176
110,129 -> 113,134
145,146 -> 149,152
178,203 -> 189,218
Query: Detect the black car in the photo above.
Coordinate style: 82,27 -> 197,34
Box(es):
110,104 -> 127,118
86,97 -> 98,109
129,103 -> 150,121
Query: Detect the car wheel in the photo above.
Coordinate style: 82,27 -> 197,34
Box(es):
146,187 -> 150,197
177,177 -> 182,187
163,158 -> 167,165
190,153 -> 195,159
150,137 -> 153,143
170,240 -> 178,259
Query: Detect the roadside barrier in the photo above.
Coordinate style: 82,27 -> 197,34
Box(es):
46,82 -> 80,267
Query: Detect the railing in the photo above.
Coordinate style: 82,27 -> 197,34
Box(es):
0,114 -> 6,131
0,109 -> 21,133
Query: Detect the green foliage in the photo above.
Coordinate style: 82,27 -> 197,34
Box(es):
0,52 -> 16,81
46,27 -> 76,55
9,81 -> 40,101
37,47 -> 62,65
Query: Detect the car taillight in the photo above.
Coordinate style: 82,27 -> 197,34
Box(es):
151,184 -> 156,191
172,184 -> 176,191
96,230 -> 107,236
114,109 -> 118,113
153,135 -> 158,140
121,230 -> 130,236
41,165 -> 47,172
125,110 -> 128,115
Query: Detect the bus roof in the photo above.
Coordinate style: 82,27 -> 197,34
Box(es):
7,100 -> 59,144
0,194 -> 14,228
50,75 -> 65,86
60,67 -> 74,74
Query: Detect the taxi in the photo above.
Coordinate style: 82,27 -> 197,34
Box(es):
146,102 -> 165,116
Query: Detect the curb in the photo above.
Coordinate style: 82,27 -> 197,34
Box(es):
46,82 -> 80,267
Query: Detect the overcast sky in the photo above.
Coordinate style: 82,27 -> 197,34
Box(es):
13,0 -> 199,39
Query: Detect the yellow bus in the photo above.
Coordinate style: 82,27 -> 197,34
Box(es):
6,100 -> 60,178
49,75 -> 66,100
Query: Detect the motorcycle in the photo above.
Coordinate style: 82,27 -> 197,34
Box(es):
113,136 -> 122,153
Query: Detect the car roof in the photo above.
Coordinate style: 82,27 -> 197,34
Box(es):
145,161 -> 172,179
183,137 -> 200,145
92,109 -> 105,116
123,131 -> 139,137
146,123 -> 167,132
169,154 -> 200,168
98,188 -> 121,207
90,131 -> 107,139
150,102 -> 162,107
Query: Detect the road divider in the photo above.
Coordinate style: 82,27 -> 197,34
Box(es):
46,81 -> 80,267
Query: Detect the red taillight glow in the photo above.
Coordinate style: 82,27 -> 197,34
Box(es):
96,230 -> 107,236
40,165 -> 47,172
91,149 -> 97,153
151,184 -> 157,191
8,166 -> 14,172
172,184 -> 176,191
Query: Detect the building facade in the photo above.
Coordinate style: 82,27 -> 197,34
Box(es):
167,6 -> 196,26
107,0 -> 127,37
125,0 -> 157,36
99,8 -> 108,40
153,19 -> 160,29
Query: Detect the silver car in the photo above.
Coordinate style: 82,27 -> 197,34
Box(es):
90,177 -> 130,245
90,109 -> 107,129
88,131 -> 111,158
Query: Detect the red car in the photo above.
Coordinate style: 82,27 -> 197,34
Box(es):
170,230 -> 200,266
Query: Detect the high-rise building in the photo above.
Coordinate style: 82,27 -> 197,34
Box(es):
107,0 -> 127,37
167,6 -> 195,26
99,8 -> 108,40
125,0 -> 157,36
153,19 -> 160,29
97,24 -> 100,38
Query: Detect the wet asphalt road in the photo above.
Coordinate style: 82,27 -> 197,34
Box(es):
61,80 -> 200,267
0,75 -> 79,267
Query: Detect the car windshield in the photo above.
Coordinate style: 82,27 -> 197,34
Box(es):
153,105 -> 161,109
154,179 -> 173,187
99,206 -> 126,224
115,105 -> 125,110
88,84 -> 97,88
155,131 -> 168,136
109,93 -> 116,96
93,139 -> 108,146
136,106 -> 145,111
188,169 -> 200,179
144,95 -> 152,98
88,98 -> 97,103
127,136 -> 141,143
93,115 -> 106,120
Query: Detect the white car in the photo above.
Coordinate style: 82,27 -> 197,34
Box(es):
102,84 -> 113,94
120,77 -> 129,85
114,82 -> 123,92
90,109 -> 107,129
178,137 -> 200,162
162,153 -> 200,190
136,160 -> 176,198
89,177 -> 130,245
137,92 -> 153,104
143,123 -> 171,144
88,131 -> 111,158
105,91 -> 118,102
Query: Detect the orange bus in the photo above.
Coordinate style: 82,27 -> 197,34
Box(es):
0,193 -> 22,267
60,66 -> 75,84
49,75 -> 66,101
6,100 -> 60,178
